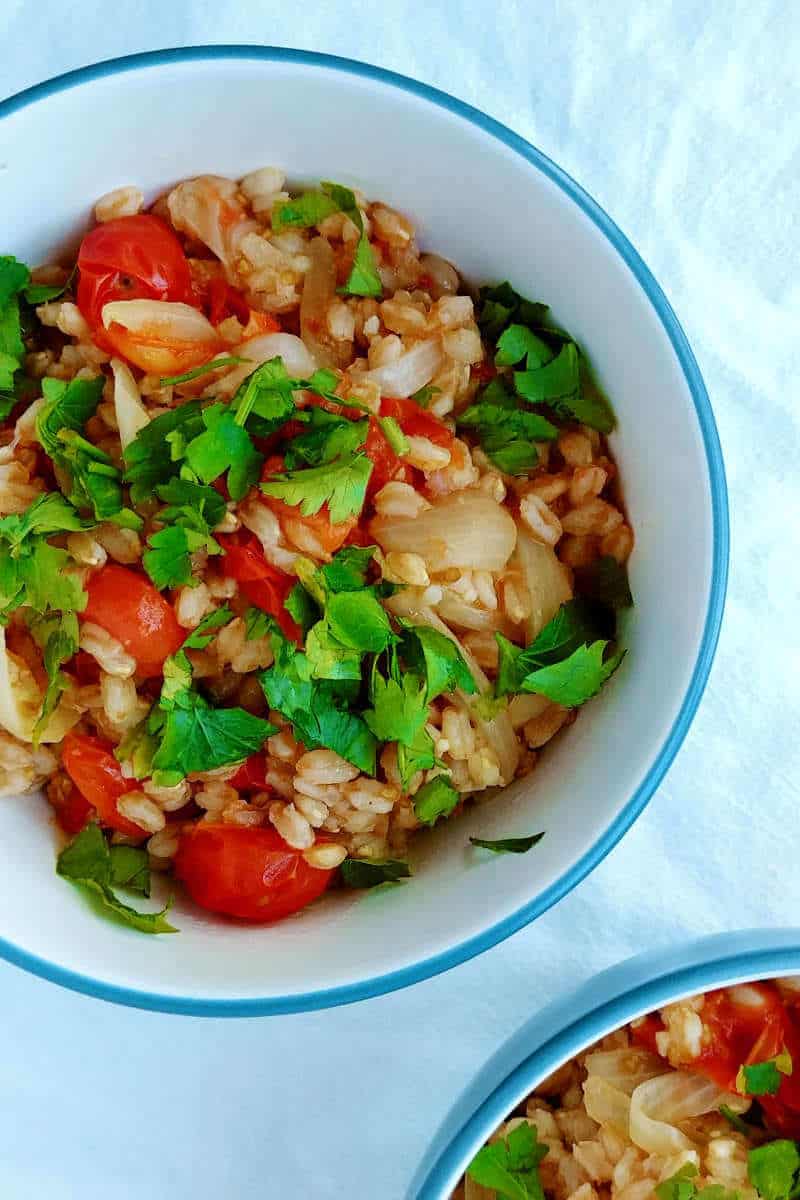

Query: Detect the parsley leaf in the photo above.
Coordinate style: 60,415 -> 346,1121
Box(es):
749,1142 -> 800,1200
397,724 -> 438,790
183,402 -> 263,501
28,611 -> 79,744
519,641 -> 625,707
0,492 -> 90,546
123,400 -> 205,504
364,670 -> 429,745
271,190 -> 341,231
305,620 -> 363,681
495,323 -> 553,369
0,497 -> 89,622
738,1053 -> 793,1097
340,858 -> 411,888
36,375 -> 105,458
343,229 -> 383,298
57,824 -> 177,934
470,832 -> 545,854
150,692 -> 275,788
109,844 -> 151,896
477,282 -> 550,343
414,775 -> 459,826
260,451 -> 373,524
144,524 -> 217,590
457,397 -> 559,475
283,407 -> 368,468
155,477 -> 227,529
467,1120 -> 548,1200
411,384 -> 440,409
284,583 -> 318,634
0,256 -> 31,410
318,544 -> 376,593
326,590 -> 394,653
399,621 -> 477,700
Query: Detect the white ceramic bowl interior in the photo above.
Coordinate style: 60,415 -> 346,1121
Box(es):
414,929 -> 800,1199
0,49 -> 727,1013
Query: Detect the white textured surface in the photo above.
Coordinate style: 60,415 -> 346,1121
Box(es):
0,4 -> 797,1197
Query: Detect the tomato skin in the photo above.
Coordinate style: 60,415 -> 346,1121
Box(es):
77,214 -> 194,332
82,565 -> 184,677
228,754 -> 270,792
61,732 -> 148,838
630,1013 -> 665,1056
51,782 -> 93,836
173,824 -> 335,922
380,396 -> 455,448
218,532 -> 303,644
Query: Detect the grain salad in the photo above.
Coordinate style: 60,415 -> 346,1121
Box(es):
457,979 -> 800,1200
0,169 -> 633,929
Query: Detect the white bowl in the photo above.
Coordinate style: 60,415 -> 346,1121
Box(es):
414,930 -> 800,1199
0,48 -> 728,1014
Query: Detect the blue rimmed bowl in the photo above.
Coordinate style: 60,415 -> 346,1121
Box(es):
0,48 -> 727,1015
413,930 -> 800,1198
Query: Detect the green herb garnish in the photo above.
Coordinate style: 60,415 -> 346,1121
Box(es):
466,1119 -> 548,1200
57,824 -> 177,934
469,832 -> 545,854
339,858 -> 411,888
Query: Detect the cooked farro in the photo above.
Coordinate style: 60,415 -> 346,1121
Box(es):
457,980 -> 800,1200
0,167 -> 633,930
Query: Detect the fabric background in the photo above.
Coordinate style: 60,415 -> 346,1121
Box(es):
1,3 -> 798,1196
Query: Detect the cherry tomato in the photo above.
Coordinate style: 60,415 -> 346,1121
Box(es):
82,564 -> 184,677
204,277 -> 251,326
61,732 -> 148,839
218,531 -> 303,644
380,396 -> 455,448
761,1012 -> 800,1137
173,824 -> 335,922
363,417 -> 406,498
692,984 -> 786,1091
630,1013 -> 665,1056
50,781 -> 93,836
77,214 -> 194,332
228,753 -> 270,792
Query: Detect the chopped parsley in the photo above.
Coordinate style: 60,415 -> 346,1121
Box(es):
413,775 -> 459,826
272,181 -> 382,298
326,590 -> 394,653
159,355 -> 245,386
57,823 -> 177,934
457,381 -> 559,474
466,1119 -> 548,1200
398,621 -> 477,700
0,494 -> 89,622
339,858 -> 411,888
27,610 -> 79,744
0,256 -> 34,417
283,407 -> 368,468
578,555 -> 634,610
469,832 -> 545,854
738,1052 -> 793,1097
318,544 -> 376,593
748,1141 -> 800,1200
182,402 -> 263,501
495,600 -> 624,706
260,451 -> 373,524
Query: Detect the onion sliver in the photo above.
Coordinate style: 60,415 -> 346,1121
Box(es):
629,1071 -> 742,1155
111,358 -> 149,448
101,299 -> 218,342
0,628 -> 80,744
300,237 -> 338,367
361,337 -> 443,398
371,491 -> 517,573
514,530 -> 572,641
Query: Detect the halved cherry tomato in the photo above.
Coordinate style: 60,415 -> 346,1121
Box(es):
218,531 -> 303,644
82,564 -> 184,677
61,732 -> 148,839
380,395 -> 455,448
363,417 -> 405,498
77,214 -> 194,334
630,1013 -> 665,1056
50,782 -> 93,836
173,824 -> 335,922
205,277 -> 251,326
228,753 -> 270,792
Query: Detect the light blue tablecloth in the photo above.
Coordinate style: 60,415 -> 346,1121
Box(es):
1,4 -> 798,1196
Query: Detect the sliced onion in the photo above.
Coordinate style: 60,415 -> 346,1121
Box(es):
585,1048 -> 668,1095
514,530 -> 572,641
300,237 -> 338,368
371,491 -> 517,573
583,1076 -> 632,1135
629,1071 -> 741,1155
0,628 -> 80,743
110,358 -> 149,448
102,299 -> 219,342
361,337 -> 443,398
384,591 -> 519,782
167,175 -> 257,272
437,591 -> 505,632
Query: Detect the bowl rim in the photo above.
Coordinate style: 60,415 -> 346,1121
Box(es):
0,46 -> 729,1016
414,929 -> 800,1199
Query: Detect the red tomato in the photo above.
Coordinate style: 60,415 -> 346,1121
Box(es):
761,1012 -> 800,1137
77,214 -> 194,332
82,565 -> 184,677
630,1013 -> 665,1056
173,824 -> 335,922
262,496 -> 357,559
228,754 -> 270,792
692,984 -> 786,1091
50,782 -> 93,836
364,417 -> 405,497
61,732 -> 148,839
204,277 -> 251,326
218,532 -> 303,644
70,650 -> 101,686
380,396 -> 455,448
